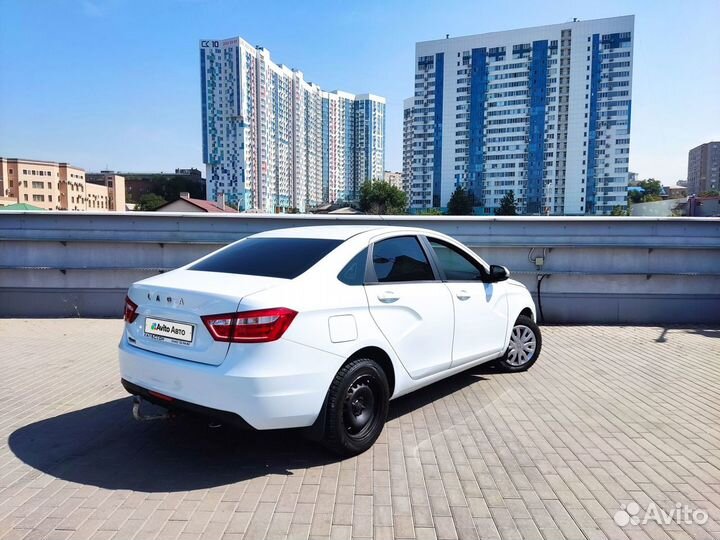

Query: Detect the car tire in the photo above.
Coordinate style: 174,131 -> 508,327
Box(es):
323,358 -> 389,456
494,315 -> 542,372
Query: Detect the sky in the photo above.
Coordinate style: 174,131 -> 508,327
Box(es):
1,0 -> 718,185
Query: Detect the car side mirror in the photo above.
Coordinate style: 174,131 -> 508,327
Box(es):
488,265 -> 510,282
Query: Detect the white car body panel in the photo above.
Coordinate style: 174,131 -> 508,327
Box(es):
127,270 -> 285,365
365,282 -> 454,379
118,225 -> 538,431
444,280 -> 508,366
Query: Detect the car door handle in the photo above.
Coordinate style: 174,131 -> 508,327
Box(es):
377,291 -> 399,303
456,290 -> 471,301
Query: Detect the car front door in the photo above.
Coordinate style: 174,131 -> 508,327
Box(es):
364,235 -> 454,379
425,237 -> 508,367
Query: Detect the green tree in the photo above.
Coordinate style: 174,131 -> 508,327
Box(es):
359,180 -> 407,215
610,205 -> 628,216
700,190 -> 720,197
418,207 -> 444,216
629,178 -> 663,204
495,191 -> 518,216
447,187 -> 474,215
135,193 -> 167,211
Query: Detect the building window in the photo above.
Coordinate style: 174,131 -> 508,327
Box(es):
32,181 -> 43,189
32,194 -> 45,202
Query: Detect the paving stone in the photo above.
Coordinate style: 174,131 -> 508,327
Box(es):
1,322 -> 719,540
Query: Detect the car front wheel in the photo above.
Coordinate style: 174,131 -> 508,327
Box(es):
494,315 -> 542,372
323,358 -> 389,456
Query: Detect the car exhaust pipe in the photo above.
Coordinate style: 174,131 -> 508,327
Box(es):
132,396 -> 171,421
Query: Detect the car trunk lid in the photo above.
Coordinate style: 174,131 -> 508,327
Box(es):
126,269 -> 286,365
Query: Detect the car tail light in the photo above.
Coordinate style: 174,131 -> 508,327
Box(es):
124,295 -> 139,323
202,307 -> 297,343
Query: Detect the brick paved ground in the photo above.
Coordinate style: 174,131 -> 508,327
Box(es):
1,321 -> 719,540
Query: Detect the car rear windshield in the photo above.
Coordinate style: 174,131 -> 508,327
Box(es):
189,237 -> 343,279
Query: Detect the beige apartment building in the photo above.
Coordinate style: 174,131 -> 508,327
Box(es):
0,158 -> 125,211
383,171 -> 403,191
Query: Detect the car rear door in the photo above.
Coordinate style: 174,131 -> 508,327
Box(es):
424,236 -> 508,367
364,235 -> 454,379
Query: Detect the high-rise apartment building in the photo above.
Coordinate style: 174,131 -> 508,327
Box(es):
405,16 -> 634,215
200,37 -> 385,212
402,97 -> 415,196
0,158 -> 125,211
687,142 -> 720,196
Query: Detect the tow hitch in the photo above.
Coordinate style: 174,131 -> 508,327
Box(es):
132,396 -> 172,421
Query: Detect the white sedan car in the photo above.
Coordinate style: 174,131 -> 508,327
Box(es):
119,225 -> 541,455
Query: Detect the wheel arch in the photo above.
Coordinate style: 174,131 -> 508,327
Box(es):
518,307 -> 535,321
304,344 -> 396,443
503,285 -> 538,350
347,346 -> 396,397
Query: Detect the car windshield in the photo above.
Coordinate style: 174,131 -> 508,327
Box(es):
189,237 -> 343,279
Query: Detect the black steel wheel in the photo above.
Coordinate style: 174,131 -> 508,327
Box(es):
323,358 -> 389,455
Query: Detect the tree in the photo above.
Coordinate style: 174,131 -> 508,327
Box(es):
418,208 -> 443,216
495,191 -> 518,216
135,193 -> 167,211
610,205 -> 628,216
447,187 -> 474,215
629,178 -> 663,204
639,179 -> 663,196
700,190 -> 720,197
359,180 -> 407,215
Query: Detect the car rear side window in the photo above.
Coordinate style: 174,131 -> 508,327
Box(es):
190,237 -> 342,279
372,236 -> 435,283
338,248 -> 368,285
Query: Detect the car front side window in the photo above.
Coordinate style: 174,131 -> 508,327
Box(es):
372,236 -> 435,283
428,239 -> 486,281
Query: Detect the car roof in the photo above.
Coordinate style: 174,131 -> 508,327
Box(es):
251,225 -> 437,241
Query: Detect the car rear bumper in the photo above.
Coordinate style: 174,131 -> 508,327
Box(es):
121,378 -> 255,429
118,333 -> 342,430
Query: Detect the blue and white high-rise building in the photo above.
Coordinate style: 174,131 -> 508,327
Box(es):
405,16 -> 634,215
200,37 -> 385,212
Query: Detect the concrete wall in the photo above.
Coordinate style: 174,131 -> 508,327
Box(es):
1,212 -> 719,323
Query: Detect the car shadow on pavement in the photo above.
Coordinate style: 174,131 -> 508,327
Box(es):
8,366 -> 492,492
655,326 -> 720,343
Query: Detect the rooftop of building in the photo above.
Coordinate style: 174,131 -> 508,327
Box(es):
2,320 -> 718,539
417,14 -> 635,46
0,157 -> 84,169
201,37 -> 386,103
689,141 -> 720,151
154,194 -> 237,213
0,202 -> 45,211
